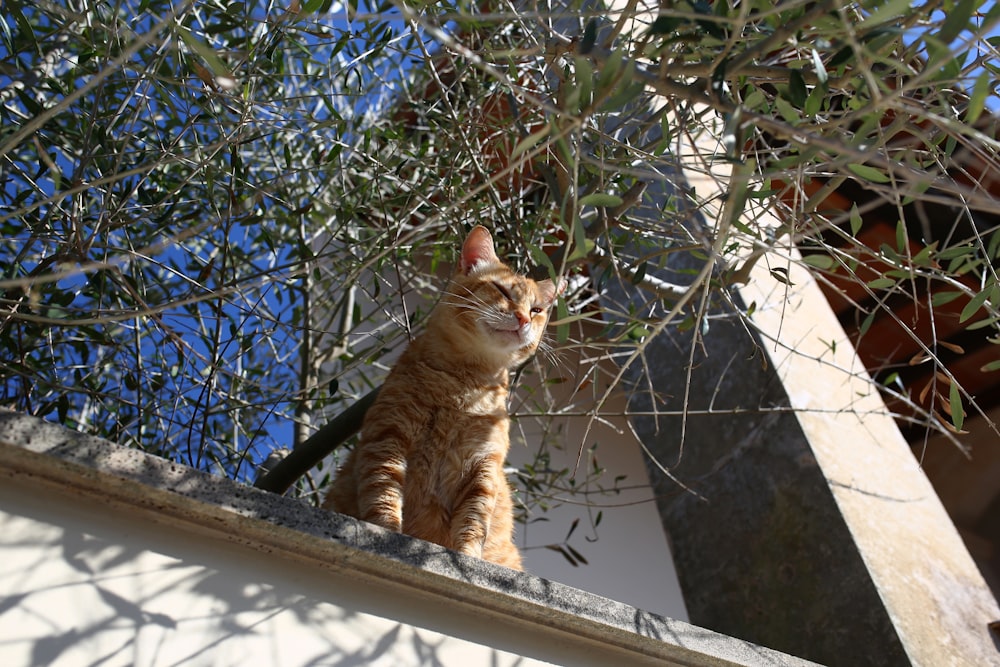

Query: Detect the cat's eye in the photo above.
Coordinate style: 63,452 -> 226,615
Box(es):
530,306 -> 543,314
492,282 -> 512,301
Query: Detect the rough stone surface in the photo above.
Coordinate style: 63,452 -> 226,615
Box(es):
0,409 -> 818,667
627,311 -> 909,667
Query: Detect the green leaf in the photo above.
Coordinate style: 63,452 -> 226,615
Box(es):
867,277 -> 896,290
57,393 -> 69,424
596,47 -> 625,94
804,84 -> 825,117
911,242 -> 938,267
302,0 -> 335,12
179,26 -> 234,81
859,0 -> 914,29
599,79 -> 645,113
565,517 -> 580,541
545,544 -> 577,566
968,316 -> 1000,330
959,288 -> 990,323
572,217 -> 588,266
579,193 -> 623,208
747,187 -> 779,200
936,244 -> 975,261
849,203 -> 863,236
512,125 -> 550,158
556,299 -> 570,344
980,359 -> 1000,373
967,71 -> 991,125
801,254 -> 835,270
581,18 -> 598,52
14,87 -> 43,116
949,381 -> 964,432
722,108 -> 743,157
859,310 -> 877,337
879,243 -> 900,264
566,238 -> 596,262
989,229 -> 1000,260
627,324 -> 651,340
774,97 -> 801,125
573,56 -> 593,111
770,267 -> 794,285
553,133 -> 574,169
528,243 -> 555,276
742,88 -> 767,110
631,261 -> 648,285
7,4 -> 36,54
884,269 -> 913,280
650,15 -> 683,35
937,0 -> 977,44
787,69 -> 807,108
931,291 -> 963,307
848,163 -> 891,183
829,46 -> 854,69
565,544 -> 589,566
811,49 -> 828,85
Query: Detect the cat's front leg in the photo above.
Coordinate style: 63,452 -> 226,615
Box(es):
355,444 -> 407,533
451,460 -> 501,558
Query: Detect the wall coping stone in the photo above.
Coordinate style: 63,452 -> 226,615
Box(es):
0,409 -> 819,667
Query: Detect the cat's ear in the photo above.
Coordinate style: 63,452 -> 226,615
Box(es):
536,277 -> 567,307
460,225 -> 500,274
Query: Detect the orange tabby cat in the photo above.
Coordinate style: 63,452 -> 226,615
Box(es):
323,225 -> 564,570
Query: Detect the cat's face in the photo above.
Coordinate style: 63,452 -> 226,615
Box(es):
442,226 -> 563,367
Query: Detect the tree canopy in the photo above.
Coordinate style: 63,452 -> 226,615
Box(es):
3,0 -> 999,527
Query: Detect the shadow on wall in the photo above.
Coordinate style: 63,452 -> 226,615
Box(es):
0,411 -> 821,667
0,476 -> 541,667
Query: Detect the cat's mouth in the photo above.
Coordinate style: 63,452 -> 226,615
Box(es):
490,326 -> 530,347
492,326 -> 521,338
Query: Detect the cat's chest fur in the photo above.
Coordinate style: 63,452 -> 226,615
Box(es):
390,355 -> 512,489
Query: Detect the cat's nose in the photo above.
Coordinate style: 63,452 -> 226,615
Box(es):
515,311 -> 530,328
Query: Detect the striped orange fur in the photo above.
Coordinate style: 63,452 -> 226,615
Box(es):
323,226 -> 564,570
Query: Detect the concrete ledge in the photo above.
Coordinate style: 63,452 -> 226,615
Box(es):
0,410 -> 817,667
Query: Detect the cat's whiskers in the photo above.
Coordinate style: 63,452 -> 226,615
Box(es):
536,340 -> 569,374
448,287 -> 495,314
449,287 -> 516,330
448,295 -> 496,321
453,299 -> 506,327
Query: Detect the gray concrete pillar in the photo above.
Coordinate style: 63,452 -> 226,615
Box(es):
623,247 -> 1000,665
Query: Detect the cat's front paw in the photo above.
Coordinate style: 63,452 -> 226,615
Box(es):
362,510 -> 402,533
456,541 -> 485,559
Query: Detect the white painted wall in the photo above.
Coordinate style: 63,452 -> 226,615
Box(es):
0,426 -> 810,667
509,334 -> 688,621
0,475 -> 557,667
